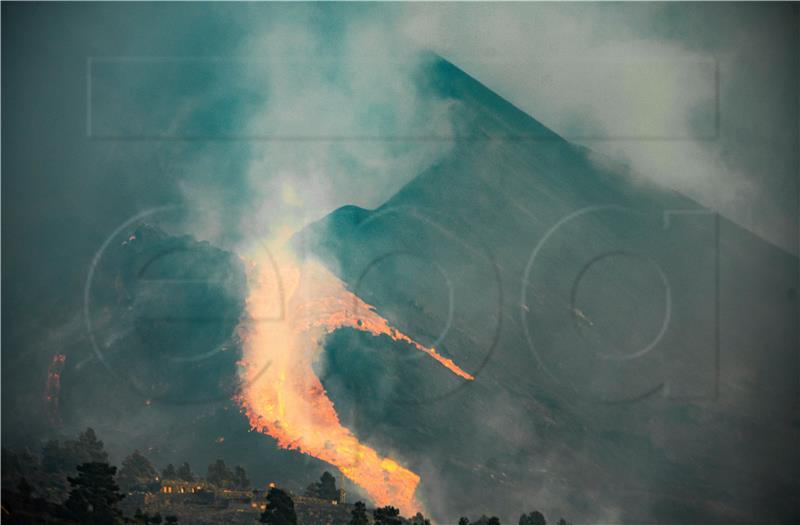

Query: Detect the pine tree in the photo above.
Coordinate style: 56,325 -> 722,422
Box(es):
519,511 -> 546,525
348,501 -> 369,525
42,428 -> 109,475
74,428 -> 108,464
176,462 -> 194,482
64,461 -> 125,524
162,463 -> 177,479
303,470 -> 338,500
133,508 -> 170,524
206,459 -> 233,488
16,477 -> 34,502
318,471 -> 337,500
41,439 -> 66,472
118,450 -> 158,492
233,465 -> 250,489
373,506 -> 402,525
259,487 -> 297,525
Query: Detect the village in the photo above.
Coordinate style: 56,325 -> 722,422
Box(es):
1,429 -> 448,525
124,474 -> 356,525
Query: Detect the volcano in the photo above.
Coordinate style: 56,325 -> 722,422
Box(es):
292,55 -> 799,524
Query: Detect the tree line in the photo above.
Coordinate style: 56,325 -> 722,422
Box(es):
260,480 -> 572,525
1,427 -> 251,523
3,428 -> 574,525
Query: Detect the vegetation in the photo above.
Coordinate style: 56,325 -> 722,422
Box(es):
409,511 -> 432,525
462,515 -> 502,525
205,458 -> 250,489
63,461 -> 125,524
348,501 -> 369,525
118,450 -> 159,492
373,505 -> 402,525
42,428 -> 108,474
233,465 -> 250,489
176,462 -> 195,482
2,428 -> 573,525
303,470 -> 338,500
259,486 -> 297,525
519,511 -> 547,525
0,477 -> 72,524
132,510 -> 180,525
161,463 -> 177,479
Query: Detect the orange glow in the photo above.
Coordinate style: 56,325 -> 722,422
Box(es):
44,354 -> 66,427
236,245 -> 472,515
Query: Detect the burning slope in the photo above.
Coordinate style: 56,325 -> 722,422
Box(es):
236,245 -> 473,515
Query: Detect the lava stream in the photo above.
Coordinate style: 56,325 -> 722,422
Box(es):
236,246 -> 472,515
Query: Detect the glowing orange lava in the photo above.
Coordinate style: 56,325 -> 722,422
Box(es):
236,245 -> 472,515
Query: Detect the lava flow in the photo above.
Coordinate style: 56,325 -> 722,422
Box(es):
236,244 -> 473,515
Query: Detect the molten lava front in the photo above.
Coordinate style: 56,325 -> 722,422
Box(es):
236,245 -> 473,515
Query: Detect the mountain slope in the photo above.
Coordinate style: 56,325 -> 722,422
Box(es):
295,55 -> 799,524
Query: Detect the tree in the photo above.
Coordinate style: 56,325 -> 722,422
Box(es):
74,428 -> 108,463
134,508 -> 173,525
118,450 -> 158,492
161,463 -> 177,479
63,461 -> 125,524
487,518 -> 501,525
176,462 -> 194,482
556,520 -> 571,525
1,477 -> 62,524
16,477 -> 34,502
41,428 -> 108,475
42,439 -> 67,472
304,470 -> 338,500
206,459 -> 234,488
519,512 -> 546,525
134,508 -> 159,523
458,518 -> 470,525
348,501 -> 369,525
233,465 -> 250,489
373,506 -> 402,525
259,487 -> 297,525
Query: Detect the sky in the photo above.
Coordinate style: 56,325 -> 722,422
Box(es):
9,3 -> 792,253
